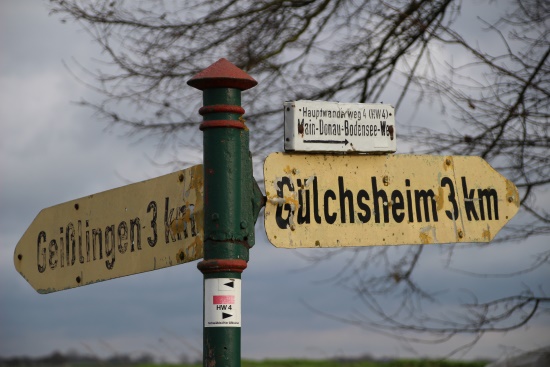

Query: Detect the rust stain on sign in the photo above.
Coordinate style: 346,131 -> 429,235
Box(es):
419,228 -> 433,244
264,153 -> 519,248
14,165 -> 204,293
436,187 -> 446,211
482,227 -> 491,241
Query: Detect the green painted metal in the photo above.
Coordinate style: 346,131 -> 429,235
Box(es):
188,58 -> 263,367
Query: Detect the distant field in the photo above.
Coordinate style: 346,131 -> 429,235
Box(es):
136,359 -> 489,367
0,357 -> 491,367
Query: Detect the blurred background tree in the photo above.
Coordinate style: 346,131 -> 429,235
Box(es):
49,0 -> 549,356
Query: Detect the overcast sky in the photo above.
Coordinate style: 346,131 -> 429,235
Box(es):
1,0 -> 549,363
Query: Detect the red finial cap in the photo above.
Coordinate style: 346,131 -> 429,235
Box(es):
187,58 -> 258,91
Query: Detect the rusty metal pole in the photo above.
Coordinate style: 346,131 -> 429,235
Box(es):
188,59 -> 263,367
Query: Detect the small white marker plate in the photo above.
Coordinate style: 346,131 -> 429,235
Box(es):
204,278 -> 241,327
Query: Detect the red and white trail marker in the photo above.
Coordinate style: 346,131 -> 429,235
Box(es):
204,278 -> 241,327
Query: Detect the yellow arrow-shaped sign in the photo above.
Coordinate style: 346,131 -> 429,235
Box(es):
264,153 -> 519,248
14,165 -> 204,293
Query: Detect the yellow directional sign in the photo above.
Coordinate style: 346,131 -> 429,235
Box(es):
264,153 -> 519,248
14,165 -> 204,293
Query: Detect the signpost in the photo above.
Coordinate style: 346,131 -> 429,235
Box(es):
14,165 -> 204,293
12,57 -> 523,367
284,100 -> 396,153
264,152 -> 519,248
187,58 -> 264,367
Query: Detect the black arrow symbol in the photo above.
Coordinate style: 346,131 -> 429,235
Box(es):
222,313 -> 232,319
224,281 -> 234,288
303,139 -> 349,145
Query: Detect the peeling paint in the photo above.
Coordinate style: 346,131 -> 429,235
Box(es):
506,178 -> 520,207
268,196 -> 286,206
482,227 -> 491,241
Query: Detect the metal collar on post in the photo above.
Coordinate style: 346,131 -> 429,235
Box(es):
189,59 -> 257,133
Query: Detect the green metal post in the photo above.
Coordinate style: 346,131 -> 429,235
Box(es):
188,59 -> 264,367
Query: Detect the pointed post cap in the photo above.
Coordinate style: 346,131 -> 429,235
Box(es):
187,58 -> 258,91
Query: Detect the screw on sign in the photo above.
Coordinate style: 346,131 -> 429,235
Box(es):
263,153 -> 520,248
13,58 -> 264,367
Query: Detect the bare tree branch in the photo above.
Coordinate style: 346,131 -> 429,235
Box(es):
49,0 -> 550,356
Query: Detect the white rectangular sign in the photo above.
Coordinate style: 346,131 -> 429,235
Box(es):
284,100 -> 396,153
204,278 -> 241,328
